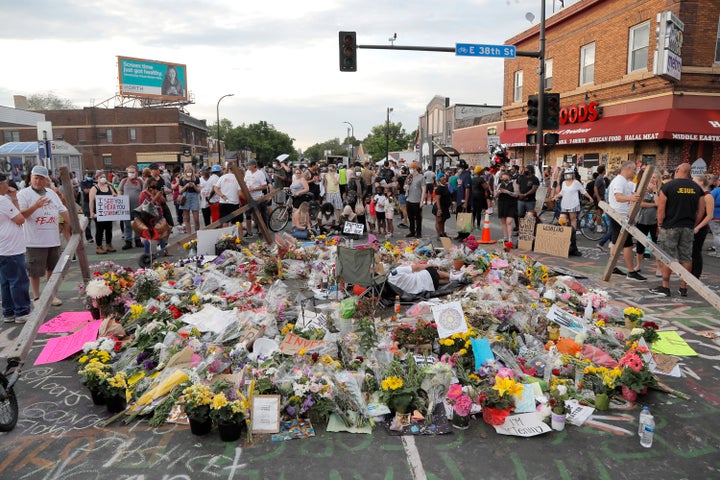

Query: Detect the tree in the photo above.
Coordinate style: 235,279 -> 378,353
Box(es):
27,92 -> 75,110
362,122 -> 415,162
303,138 -> 348,162
210,118 -> 234,142
225,121 -> 297,165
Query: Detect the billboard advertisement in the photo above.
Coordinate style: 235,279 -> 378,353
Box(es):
118,56 -> 188,101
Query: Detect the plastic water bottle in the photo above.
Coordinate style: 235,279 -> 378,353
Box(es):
638,406 -> 651,436
640,412 -> 655,448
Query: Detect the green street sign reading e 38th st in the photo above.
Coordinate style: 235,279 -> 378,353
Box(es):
455,43 -> 516,58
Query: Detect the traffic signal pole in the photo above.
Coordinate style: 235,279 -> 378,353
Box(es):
535,0 -> 547,171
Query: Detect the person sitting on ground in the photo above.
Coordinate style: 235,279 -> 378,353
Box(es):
291,201 -> 314,239
317,202 -> 339,234
388,262 -> 465,296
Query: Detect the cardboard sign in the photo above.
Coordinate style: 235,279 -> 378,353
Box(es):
533,224 -> 572,257
278,332 -> 326,354
95,194 -> 130,221
517,216 -> 536,251
237,325 -> 265,349
252,395 -> 281,433
493,412 -> 551,437
431,301 -> 468,339
197,225 -> 236,255
343,222 -> 365,235
440,236 -> 453,252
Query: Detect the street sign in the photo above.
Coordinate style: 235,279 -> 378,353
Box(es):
455,43 -> 516,58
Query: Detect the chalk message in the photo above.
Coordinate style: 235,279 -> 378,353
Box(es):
95,195 -> 130,221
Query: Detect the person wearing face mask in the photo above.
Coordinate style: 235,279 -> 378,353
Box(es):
179,167 -> 201,234
89,170 -> 118,254
80,171 -> 95,243
118,166 -> 144,250
404,161 -> 426,238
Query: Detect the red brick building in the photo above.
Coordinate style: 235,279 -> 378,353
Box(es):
456,0 -> 720,175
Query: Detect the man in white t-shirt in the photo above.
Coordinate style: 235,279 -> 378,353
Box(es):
0,175 -> 32,323
17,166 -> 70,306
608,161 -> 645,281
388,263 -> 463,296
213,167 -> 243,234
244,159 -> 269,237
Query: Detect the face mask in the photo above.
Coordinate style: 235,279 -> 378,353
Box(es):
86,176 -> 92,181
185,172 -> 191,177
128,173 -> 136,179
98,177 -> 107,184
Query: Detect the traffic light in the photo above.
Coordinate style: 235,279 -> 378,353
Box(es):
543,93 -> 560,130
526,95 -> 539,131
544,133 -> 559,145
339,31 -> 357,72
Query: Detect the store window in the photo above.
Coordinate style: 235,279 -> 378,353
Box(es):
545,59 -> 553,90
102,155 -> 112,167
129,128 -> 137,142
3,131 -> 19,143
580,43 -> 595,86
629,22 -> 650,73
514,70 -> 523,103
716,16 -> 720,63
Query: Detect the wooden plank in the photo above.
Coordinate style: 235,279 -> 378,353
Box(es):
59,166 -> 91,283
600,200 -> 720,313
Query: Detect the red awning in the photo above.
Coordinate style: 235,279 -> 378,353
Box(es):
500,108 -> 720,147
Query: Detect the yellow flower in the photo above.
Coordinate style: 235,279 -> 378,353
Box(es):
526,268 -> 533,277
541,273 -> 549,283
130,304 -> 144,320
211,392 -> 228,410
191,294 -> 199,305
78,355 -> 89,364
595,319 -> 606,328
298,348 -> 307,356
468,374 -> 480,382
492,376 -> 524,398
458,348 -> 468,356
381,376 -> 404,391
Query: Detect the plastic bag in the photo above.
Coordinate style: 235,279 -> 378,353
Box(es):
339,296 -> 358,319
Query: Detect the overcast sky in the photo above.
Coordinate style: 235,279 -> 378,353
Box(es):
0,0 -> 578,151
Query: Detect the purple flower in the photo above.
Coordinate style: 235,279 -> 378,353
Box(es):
136,351 -> 149,364
143,360 -> 156,370
286,405 -> 296,417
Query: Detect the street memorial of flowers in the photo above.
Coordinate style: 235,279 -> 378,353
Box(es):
73,232 -> 689,442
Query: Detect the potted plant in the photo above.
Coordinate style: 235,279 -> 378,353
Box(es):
99,371 -> 128,413
209,391 -> 248,442
391,319 -> 439,354
582,365 -> 620,411
623,306 -> 645,328
180,383 -> 214,435
78,359 -> 111,405
617,346 -> 657,402
452,253 -> 466,271
446,383 -> 473,429
549,384 -> 569,431
477,374 -> 523,426
380,354 -> 426,425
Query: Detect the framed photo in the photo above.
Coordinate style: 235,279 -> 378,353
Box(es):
251,394 -> 281,433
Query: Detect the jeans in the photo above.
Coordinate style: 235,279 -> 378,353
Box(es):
709,219 -> 720,252
598,214 -> 613,246
143,238 -> 167,255
124,212 -> 141,243
0,254 -> 32,318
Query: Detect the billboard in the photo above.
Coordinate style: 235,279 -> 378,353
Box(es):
118,56 -> 188,101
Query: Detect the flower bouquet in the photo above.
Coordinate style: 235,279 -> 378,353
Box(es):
380,354 -> 426,424
99,371 -> 128,412
78,359 -> 111,404
446,383 -> 473,429
476,363 -> 523,425
391,319 -> 438,353
215,233 -> 242,255
210,391 -> 248,441
617,345 -> 657,402
582,365 -> 621,410
623,306 -> 644,328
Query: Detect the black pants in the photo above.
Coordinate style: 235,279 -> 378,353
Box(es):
82,202 -> 93,240
692,225 -> 709,278
95,220 -> 113,247
202,206 -> 212,227
407,201 -> 422,236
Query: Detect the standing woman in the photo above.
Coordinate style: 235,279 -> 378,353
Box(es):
89,170 -> 117,254
170,170 -> 185,232
634,171 -> 660,275
495,171 -> 519,247
289,166 -> 310,209
179,166 -> 201,234
691,174 -> 714,280
405,161 -> 425,238
434,174 -> 452,238
554,168 -> 593,257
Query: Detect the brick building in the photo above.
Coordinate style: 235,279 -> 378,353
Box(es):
2,106 -> 211,174
454,0 -> 720,176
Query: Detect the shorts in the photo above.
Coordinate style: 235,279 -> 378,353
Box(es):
26,246 -> 60,278
426,266 -> 440,290
426,183 -> 435,195
610,218 -> 634,248
658,227 -> 693,264
376,211 -> 386,223
326,192 -> 343,211
180,192 -> 200,211
219,202 -> 242,224
398,194 -> 407,206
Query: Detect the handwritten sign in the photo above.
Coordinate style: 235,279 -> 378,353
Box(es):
279,332 -> 326,355
493,412 -> 551,437
533,224 -> 571,257
566,400 -> 594,426
252,394 -> 281,433
34,320 -> 102,365
343,221 -> 365,235
38,311 -> 94,333
431,301 -> 468,339
95,195 -> 130,221
517,216 -> 536,251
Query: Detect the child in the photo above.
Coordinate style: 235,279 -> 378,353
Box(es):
365,194 -> 376,233
317,202 -> 339,234
384,187 -> 395,238
373,185 -> 386,235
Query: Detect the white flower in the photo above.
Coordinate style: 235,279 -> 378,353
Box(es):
97,337 -> 115,352
86,279 -> 112,299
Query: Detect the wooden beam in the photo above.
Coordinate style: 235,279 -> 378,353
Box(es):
59,166 -> 91,283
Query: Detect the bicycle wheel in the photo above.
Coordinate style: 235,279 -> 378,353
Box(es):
580,211 -> 606,241
0,374 -> 19,432
538,206 -> 558,225
269,206 -> 290,232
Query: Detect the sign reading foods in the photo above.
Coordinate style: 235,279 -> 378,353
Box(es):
560,101 -> 601,125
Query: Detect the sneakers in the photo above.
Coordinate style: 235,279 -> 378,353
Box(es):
51,297 -> 63,306
648,286 -> 671,297
596,244 -> 607,252
612,267 -> 625,275
3,316 -> 14,323
122,241 -> 133,250
627,270 -> 647,281
96,246 -> 106,255
135,239 -> 143,248
677,287 -> 688,297
14,314 -> 30,324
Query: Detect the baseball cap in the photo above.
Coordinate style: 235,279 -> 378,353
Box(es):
149,163 -> 160,170
247,159 -> 257,166
211,164 -> 222,172
200,165 -> 210,172
31,165 -> 50,178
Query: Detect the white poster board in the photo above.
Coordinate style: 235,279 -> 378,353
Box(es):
196,226 -> 236,255
343,222 -> 365,235
251,394 -> 281,433
431,301 -> 468,339
95,195 -> 130,221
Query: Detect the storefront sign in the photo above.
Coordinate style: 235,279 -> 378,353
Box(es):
654,11 -> 684,81
560,102 -> 600,125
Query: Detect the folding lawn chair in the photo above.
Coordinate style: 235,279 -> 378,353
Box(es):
335,245 -> 389,316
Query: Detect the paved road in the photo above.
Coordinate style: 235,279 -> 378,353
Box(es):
1,209 -> 719,479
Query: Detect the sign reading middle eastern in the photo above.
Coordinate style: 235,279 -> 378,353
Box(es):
95,195 -> 130,221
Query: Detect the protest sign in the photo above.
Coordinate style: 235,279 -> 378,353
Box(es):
95,195 -> 130,221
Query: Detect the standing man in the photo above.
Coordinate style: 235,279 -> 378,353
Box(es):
80,171 -> 95,243
118,165 -> 144,249
517,165 -> 540,220
405,161 -> 425,239
214,166 -> 243,234
423,167 -> 436,205
608,161 -> 645,281
0,176 -> 32,324
455,160 -> 472,241
323,163 -> 343,218
198,166 -> 213,227
17,166 -> 69,306
244,159 -> 268,237
649,163 -> 705,297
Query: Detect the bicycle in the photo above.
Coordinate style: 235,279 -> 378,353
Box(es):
578,203 -> 608,241
268,190 -> 321,232
0,358 -> 20,431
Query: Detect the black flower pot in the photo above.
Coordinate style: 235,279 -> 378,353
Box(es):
189,416 -> 212,436
217,420 -> 243,442
105,395 -> 127,413
89,388 -> 105,406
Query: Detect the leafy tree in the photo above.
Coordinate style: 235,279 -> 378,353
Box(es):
209,118 -> 235,142
27,92 -> 75,110
362,122 -> 415,161
303,138 -> 349,162
225,121 -> 297,165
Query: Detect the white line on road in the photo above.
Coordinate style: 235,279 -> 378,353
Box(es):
402,435 -> 427,480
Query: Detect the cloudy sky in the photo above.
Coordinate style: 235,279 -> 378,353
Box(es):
0,0 -> 578,151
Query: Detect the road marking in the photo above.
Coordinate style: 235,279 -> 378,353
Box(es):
401,435 -> 427,480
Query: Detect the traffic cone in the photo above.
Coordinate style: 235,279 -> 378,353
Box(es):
478,211 -> 496,244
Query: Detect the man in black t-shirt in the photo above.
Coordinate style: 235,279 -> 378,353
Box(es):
517,165 -> 540,219
649,163 -> 705,298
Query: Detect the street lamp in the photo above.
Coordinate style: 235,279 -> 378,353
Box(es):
216,93 -> 234,165
342,121 -> 354,162
385,107 -> 393,163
